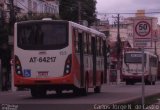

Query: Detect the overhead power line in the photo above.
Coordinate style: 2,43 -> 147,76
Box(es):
16,0 -> 29,10
97,11 -> 160,15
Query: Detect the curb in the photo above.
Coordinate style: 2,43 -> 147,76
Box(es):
113,93 -> 160,104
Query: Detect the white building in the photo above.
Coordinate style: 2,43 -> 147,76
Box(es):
125,10 -> 159,55
109,22 -> 128,42
15,0 -> 59,15
1,0 -> 59,22
109,10 -> 159,54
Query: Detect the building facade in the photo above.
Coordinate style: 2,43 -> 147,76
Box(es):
125,10 -> 159,55
0,0 -> 60,91
0,0 -> 59,22
103,10 -> 160,84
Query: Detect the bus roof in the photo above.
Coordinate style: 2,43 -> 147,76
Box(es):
69,21 -> 106,39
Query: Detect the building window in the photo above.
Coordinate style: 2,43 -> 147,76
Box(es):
21,0 -> 25,2
33,1 -> 37,12
28,0 -> 32,12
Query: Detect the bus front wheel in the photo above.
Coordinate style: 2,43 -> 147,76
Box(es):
94,86 -> 101,93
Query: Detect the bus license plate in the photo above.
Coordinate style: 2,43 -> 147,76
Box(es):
37,71 -> 48,78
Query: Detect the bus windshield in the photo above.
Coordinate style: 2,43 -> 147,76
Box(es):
124,53 -> 146,63
17,21 -> 68,50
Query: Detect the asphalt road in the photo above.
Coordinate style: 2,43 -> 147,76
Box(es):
0,82 -> 160,110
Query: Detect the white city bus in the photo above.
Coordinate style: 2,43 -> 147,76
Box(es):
122,48 -> 158,85
14,19 -> 108,97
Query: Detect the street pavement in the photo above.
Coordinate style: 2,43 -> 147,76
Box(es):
0,82 -> 160,110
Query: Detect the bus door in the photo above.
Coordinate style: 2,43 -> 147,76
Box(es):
92,36 -> 96,86
78,32 -> 84,87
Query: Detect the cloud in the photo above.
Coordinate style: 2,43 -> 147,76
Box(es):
96,0 -> 160,13
96,0 -> 131,12
96,0 -> 160,24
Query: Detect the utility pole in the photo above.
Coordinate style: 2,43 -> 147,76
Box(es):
9,0 -> 16,35
116,14 -> 121,56
117,14 -> 120,46
117,14 -> 121,84
155,40 -> 157,55
1,0 -> 16,91
154,31 -> 157,55
113,14 -> 121,59
112,14 -> 121,84
78,1 -> 81,23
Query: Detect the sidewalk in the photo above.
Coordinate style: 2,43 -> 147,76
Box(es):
145,102 -> 160,110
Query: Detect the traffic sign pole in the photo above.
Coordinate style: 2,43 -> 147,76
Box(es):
141,47 -> 145,107
134,19 -> 152,108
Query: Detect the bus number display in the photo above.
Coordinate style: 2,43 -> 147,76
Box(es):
29,57 -> 56,63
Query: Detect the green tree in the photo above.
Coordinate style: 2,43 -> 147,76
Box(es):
81,0 -> 97,25
16,13 -> 60,22
59,0 -> 97,26
59,0 -> 78,21
0,10 -> 10,90
0,11 -> 8,46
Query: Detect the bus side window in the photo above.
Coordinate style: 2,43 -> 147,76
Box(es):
102,40 -> 106,56
78,30 -> 83,53
88,34 -> 92,54
84,32 -> 87,54
73,29 -> 79,53
96,37 -> 100,56
100,38 -> 103,56
86,33 -> 89,54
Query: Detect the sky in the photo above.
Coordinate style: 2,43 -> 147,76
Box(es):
96,0 -> 160,23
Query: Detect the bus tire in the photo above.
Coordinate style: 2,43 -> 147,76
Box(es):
152,81 -> 155,85
152,76 -> 156,85
126,81 -> 130,85
31,88 -> 46,98
80,76 -> 89,96
94,86 -> 101,93
131,81 -> 135,85
145,80 -> 151,85
56,90 -> 62,95
73,88 -> 79,95
31,89 -> 37,98
101,73 -> 103,84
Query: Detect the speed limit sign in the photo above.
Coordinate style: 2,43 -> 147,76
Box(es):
134,19 -> 152,39
135,21 -> 151,37
134,19 -> 152,47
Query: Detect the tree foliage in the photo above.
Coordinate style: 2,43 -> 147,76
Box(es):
59,0 -> 97,26
16,13 -> 60,22
0,11 -> 8,46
